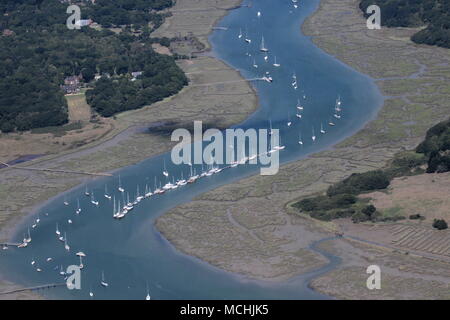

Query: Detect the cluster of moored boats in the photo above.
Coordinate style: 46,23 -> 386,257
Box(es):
237,5 -> 345,146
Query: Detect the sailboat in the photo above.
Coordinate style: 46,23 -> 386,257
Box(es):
163,159 -> 169,177
104,185 -> 111,200
118,175 -> 125,193
296,98 -> 304,110
287,113 -> 292,127
145,184 -> 153,198
292,72 -> 298,89
268,119 -> 275,136
77,254 -> 84,269
264,54 -> 269,62
59,265 -> 65,276
298,132 -> 303,145
64,233 -> 70,252
112,197 -> 118,218
253,58 -> 258,68
89,286 -> 94,298
335,95 -> 342,111
90,192 -> 99,206
328,117 -> 336,126
238,28 -> 243,39
100,271 -> 109,287
56,223 -> 61,236
63,196 -> 69,206
146,283 -> 151,300
295,113 -> 302,119
273,134 -> 286,151
136,185 -> 144,202
244,28 -> 252,43
312,127 -> 316,142
116,200 -> 126,219
273,56 -> 280,67
76,199 -> 81,215
84,186 -> 90,196
126,193 -> 134,211
257,11 -> 261,18
260,36 -> 269,52
320,123 -> 326,134
25,228 -> 32,243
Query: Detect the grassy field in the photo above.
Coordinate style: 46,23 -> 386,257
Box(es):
66,91 -> 91,122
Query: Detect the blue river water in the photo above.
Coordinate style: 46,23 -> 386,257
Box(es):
0,0 -> 382,299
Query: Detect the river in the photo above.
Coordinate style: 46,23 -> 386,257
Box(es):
0,0 -> 382,299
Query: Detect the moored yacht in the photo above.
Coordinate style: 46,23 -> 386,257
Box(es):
100,271 -> 109,287
273,56 -> 280,67
260,36 -> 268,52
118,175 -> 125,193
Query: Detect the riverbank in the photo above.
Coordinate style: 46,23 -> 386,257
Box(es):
0,0 -> 257,299
156,0 -> 450,299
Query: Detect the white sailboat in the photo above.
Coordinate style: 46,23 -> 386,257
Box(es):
146,282 -> 151,300
76,199 -> 81,215
312,127 -> 316,142
84,186 -> 90,196
64,232 -> 70,252
273,56 -> 280,67
78,256 -> 84,269
100,271 -> 109,287
163,159 -> 169,177
260,36 -> 269,52
296,98 -> 304,110
244,27 -> 251,43
136,185 -> 144,202
90,192 -> 99,206
59,265 -> 65,276
252,58 -> 258,68
56,223 -> 60,236
287,113 -> 292,127
25,228 -> 32,243
63,196 -> 69,206
238,28 -> 243,39
118,174 -> 125,193
113,197 -> 118,218
336,95 -> 342,110
145,184 -> 153,198
104,185 -> 111,200
298,132 -> 303,145
328,117 -> 336,126
320,123 -> 326,134
273,134 -> 286,151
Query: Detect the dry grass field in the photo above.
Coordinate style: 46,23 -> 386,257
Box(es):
66,91 -> 91,122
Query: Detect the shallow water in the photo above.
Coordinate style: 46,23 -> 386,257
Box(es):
0,0 -> 382,299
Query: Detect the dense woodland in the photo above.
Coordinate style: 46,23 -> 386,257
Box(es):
0,0 -> 186,132
293,117 -> 450,228
360,0 -> 450,48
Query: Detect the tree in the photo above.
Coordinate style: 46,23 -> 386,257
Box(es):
432,219 -> 448,230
